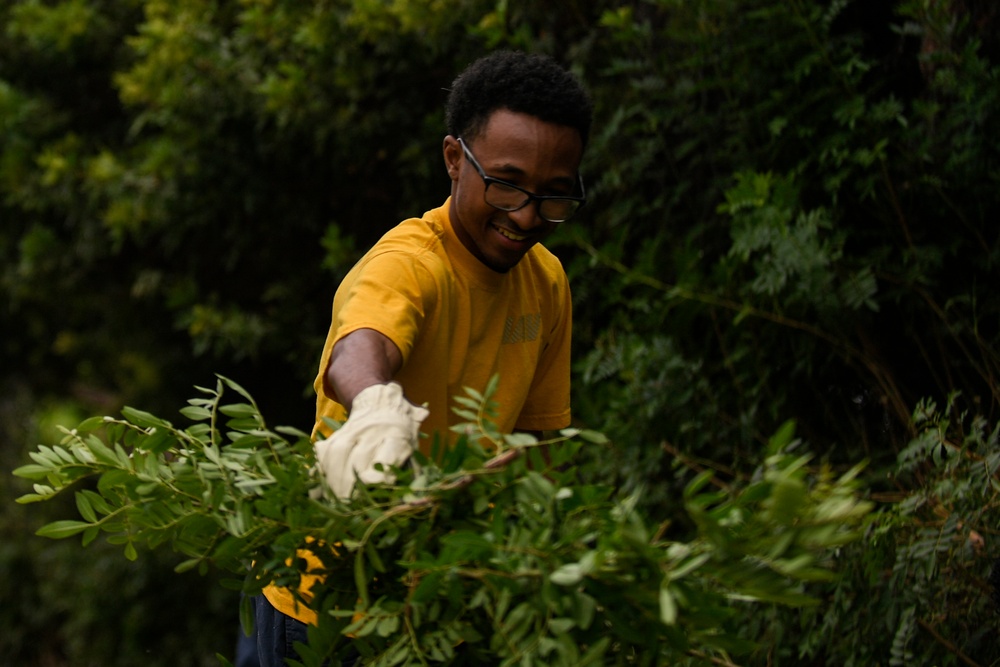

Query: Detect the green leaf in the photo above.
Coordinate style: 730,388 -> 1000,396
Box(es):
15,493 -> 50,504
577,429 -> 610,444
75,491 -> 97,522
451,408 -> 478,422
52,445 -> 75,464
354,547 -> 370,608
659,584 -> 678,625
180,406 -> 212,421
275,425 -> 311,439
376,615 -> 400,637
12,464 -> 53,480
767,419 -> 798,456
364,540 -> 386,573
411,571 -> 445,604
453,396 -> 480,410
37,520 -> 93,539
81,525 -> 100,547
550,564 -> 584,586
577,636 -> 610,666
121,406 -> 171,429
440,531 -> 494,561
219,403 -> 259,418
572,591 -> 596,629
548,617 -> 575,634
483,374 -> 500,399
683,469 -> 717,500
461,386 -> 485,403
226,418 -> 262,431
667,552 -> 711,581
76,415 -> 108,432
240,592 -> 256,636
85,435 -> 121,467
219,375 -> 255,402
503,432 -> 537,447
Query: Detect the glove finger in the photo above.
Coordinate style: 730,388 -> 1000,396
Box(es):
356,467 -> 394,486
409,404 -> 430,424
314,430 -> 364,499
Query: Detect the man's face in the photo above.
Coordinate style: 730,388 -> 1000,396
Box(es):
444,109 -> 584,273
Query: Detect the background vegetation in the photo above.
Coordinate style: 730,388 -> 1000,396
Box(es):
1,0 -> 997,664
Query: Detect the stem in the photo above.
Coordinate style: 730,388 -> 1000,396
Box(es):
687,648 -> 743,667
878,155 -> 914,249
661,440 -> 737,491
916,618 -> 983,667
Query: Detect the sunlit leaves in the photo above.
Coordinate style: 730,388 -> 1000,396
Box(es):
7,0 -> 100,53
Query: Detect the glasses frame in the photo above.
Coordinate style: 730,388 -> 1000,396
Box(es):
457,137 -> 586,223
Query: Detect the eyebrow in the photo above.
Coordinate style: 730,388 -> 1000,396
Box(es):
487,162 -> 577,191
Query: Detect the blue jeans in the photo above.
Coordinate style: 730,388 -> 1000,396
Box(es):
254,595 -> 364,667
235,625 -> 260,667
235,594 -> 261,667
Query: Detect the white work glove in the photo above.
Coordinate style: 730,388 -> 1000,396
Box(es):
314,382 -> 429,500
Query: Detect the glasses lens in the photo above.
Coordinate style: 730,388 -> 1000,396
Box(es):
484,182 -> 530,211
538,199 -> 580,223
483,180 -> 583,223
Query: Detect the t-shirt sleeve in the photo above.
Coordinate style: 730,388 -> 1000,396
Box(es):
331,250 -> 440,365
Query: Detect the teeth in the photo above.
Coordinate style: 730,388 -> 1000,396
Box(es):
496,227 -> 527,241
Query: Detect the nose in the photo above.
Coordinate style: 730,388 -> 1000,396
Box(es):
506,200 -> 545,231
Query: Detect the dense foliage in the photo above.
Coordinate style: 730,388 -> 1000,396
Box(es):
2,0 -> 998,665
16,377 -> 873,666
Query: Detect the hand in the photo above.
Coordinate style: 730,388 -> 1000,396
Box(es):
314,382 -> 429,499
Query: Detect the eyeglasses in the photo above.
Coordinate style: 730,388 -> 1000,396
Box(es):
458,138 -> 586,223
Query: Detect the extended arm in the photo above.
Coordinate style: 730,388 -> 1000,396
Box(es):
315,327 -> 427,499
324,328 -> 404,411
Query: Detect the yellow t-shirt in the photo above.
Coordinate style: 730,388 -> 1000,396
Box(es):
264,199 -> 572,623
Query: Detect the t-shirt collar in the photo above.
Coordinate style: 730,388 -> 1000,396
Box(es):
433,197 -> 508,291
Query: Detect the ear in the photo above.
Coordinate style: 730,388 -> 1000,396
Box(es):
443,136 -> 462,182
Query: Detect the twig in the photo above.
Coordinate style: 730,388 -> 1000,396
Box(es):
661,440 -> 737,491
917,617 -> 983,667
686,648 -> 742,667
403,447 -> 523,508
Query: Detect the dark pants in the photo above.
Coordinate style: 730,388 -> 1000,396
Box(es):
254,595 -> 362,667
255,594 -> 316,667
235,625 -> 260,667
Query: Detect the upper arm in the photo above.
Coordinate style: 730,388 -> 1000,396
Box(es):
332,249 -> 441,363
325,328 -> 404,411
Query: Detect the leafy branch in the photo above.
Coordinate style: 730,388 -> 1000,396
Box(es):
14,377 -> 873,666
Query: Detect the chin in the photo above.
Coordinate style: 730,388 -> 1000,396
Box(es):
487,259 -> 515,273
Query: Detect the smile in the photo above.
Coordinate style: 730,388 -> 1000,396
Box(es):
494,225 -> 528,242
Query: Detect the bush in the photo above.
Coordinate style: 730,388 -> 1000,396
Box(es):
15,378 -> 872,666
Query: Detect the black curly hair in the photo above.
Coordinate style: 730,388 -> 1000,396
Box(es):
445,50 -> 592,148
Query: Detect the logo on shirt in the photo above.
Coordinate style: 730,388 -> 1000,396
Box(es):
503,313 -> 542,344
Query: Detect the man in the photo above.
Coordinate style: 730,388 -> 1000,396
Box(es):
256,49 -> 592,666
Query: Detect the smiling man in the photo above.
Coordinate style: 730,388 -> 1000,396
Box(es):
446,113 -> 585,272
256,50 -> 592,666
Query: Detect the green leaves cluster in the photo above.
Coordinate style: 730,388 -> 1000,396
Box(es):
15,376 -> 311,572
16,379 -> 872,666
752,394 -> 1000,666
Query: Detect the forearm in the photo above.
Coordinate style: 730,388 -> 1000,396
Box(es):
325,328 -> 403,411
